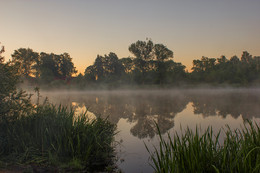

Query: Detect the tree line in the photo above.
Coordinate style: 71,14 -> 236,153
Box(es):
3,40 -> 260,87
191,52 -> 260,84
10,48 -> 77,85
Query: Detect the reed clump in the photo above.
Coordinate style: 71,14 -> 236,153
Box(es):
0,104 -> 117,172
146,121 -> 260,173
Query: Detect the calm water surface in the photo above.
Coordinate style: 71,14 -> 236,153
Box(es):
33,89 -> 260,173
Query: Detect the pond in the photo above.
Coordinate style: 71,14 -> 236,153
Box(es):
32,88 -> 260,173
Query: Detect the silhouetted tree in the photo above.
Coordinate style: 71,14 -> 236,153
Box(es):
120,57 -> 134,74
85,65 -> 97,81
11,48 -> 39,78
36,52 -> 77,83
85,52 -> 124,83
230,55 -> 239,64
241,51 -> 252,64
191,57 -> 216,82
153,44 -> 173,84
38,53 -> 59,82
103,52 -> 124,81
129,40 -> 154,83
59,53 -> 77,79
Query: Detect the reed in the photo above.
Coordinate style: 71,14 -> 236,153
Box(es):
146,121 -> 260,173
0,104 -> 117,172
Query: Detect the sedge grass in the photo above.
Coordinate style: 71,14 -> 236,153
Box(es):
146,121 -> 260,173
0,104 -> 117,172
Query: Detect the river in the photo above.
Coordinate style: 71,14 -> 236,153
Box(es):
30,88 -> 260,173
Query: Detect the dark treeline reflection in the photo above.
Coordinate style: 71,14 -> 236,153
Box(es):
188,90 -> 260,120
40,90 -> 260,139
67,92 -> 188,139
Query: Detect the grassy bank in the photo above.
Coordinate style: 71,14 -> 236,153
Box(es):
0,104 -> 117,172
146,122 -> 260,173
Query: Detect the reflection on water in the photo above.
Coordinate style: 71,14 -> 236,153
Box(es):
32,89 -> 260,173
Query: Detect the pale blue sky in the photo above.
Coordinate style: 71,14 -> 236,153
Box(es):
1,0 -> 260,73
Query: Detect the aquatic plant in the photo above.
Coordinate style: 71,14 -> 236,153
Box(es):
0,104 -> 117,172
146,121 -> 260,173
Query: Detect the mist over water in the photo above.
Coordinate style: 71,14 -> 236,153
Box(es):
30,88 -> 260,173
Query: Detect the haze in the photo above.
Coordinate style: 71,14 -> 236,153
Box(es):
1,0 -> 260,73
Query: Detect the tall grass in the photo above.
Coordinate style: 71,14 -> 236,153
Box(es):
146,121 -> 260,173
0,104 -> 117,172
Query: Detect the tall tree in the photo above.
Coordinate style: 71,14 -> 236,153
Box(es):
129,40 -> 154,73
85,65 -> 97,81
230,55 -> 240,64
94,55 -> 105,80
217,55 -> 228,64
59,53 -> 77,79
191,57 -> 216,82
38,53 -> 59,82
153,44 -> 173,84
36,52 -> 77,82
129,40 -> 154,61
85,52 -> 124,82
104,52 -> 124,78
11,48 -> 39,78
120,57 -> 134,74
241,51 -> 252,64
153,44 -> 173,62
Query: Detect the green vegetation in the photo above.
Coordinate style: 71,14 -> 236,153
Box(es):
146,122 -> 260,173
0,105 -> 116,172
0,43 -> 117,172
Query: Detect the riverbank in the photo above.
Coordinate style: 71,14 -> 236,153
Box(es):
0,104 -> 117,172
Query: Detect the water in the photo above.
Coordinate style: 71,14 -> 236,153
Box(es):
32,88 -> 260,173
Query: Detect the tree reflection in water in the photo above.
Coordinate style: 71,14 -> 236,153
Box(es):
70,92 -> 189,139
37,89 -> 260,139
189,90 -> 260,120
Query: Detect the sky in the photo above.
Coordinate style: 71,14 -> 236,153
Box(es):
1,0 -> 260,73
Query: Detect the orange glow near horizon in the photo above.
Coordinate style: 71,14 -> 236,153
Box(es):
2,43 -> 260,75
1,1 -> 260,74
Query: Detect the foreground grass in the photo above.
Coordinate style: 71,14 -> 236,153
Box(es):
0,104 -> 117,172
146,121 -> 260,173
